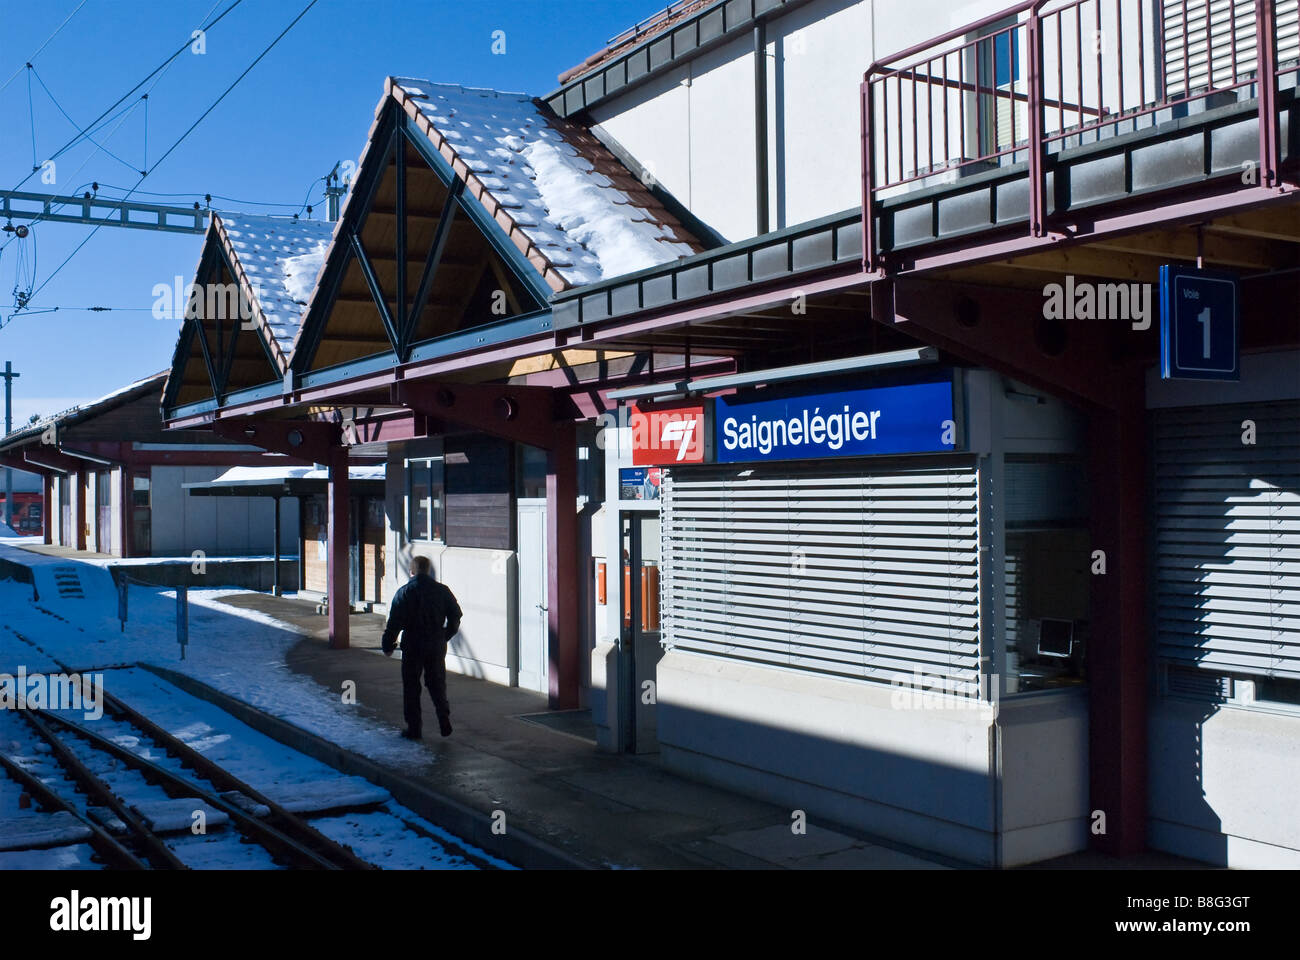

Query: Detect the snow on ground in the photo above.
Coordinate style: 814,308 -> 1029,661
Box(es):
55,667 -> 506,869
98,666 -> 506,868
0,841 -> 100,870
0,547 -> 515,868
0,541 -> 428,771
0,522 -> 18,537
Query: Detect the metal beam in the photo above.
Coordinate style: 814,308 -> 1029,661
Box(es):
873,275 -> 1128,412
211,419 -> 339,466
404,179 -> 464,359
393,380 -> 572,450
349,232 -> 402,355
0,189 -> 207,234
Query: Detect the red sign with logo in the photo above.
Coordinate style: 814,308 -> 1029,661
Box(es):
630,401 -> 710,466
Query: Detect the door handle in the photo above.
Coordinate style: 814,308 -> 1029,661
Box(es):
536,603 -> 548,612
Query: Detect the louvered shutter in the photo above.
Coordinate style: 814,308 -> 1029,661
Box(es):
661,459 -> 983,694
1162,0 -> 1299,98
1153,401 -> 1300,679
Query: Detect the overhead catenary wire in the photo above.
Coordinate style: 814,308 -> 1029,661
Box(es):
29,65 -> 144,176
17,0 -> 321,309
0,0 -> 91,97
0,0 -> 227,256
3,0 -> 245,199
0,304 -> 156,328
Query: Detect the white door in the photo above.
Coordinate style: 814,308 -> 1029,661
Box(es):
516,499 -> 548,693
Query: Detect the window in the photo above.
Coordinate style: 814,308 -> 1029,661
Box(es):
1002,457 -> 1090,695
517,444 -> 547,499
406,457 -> 445,542
131,474 -> 151,508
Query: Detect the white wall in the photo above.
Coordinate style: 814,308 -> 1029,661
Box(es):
384,449 -> 518,688
1150,699 -> 1300,868
588,0 -> 1022,241
658,649 -> 1002,863
149,465 -> 297,558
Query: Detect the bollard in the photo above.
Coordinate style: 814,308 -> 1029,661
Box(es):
117,577 -> 128,633
177,585 -> 189,660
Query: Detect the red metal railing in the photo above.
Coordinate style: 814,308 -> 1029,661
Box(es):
862,0 -> 1296,270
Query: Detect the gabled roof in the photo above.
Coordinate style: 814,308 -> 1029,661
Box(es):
162,212 -> 336,412
211,212 -> 336,366
0,371 -> 165,451
387,79 -> 702,291
557,0 -> 713,84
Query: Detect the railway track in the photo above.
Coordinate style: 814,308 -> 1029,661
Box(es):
7,704 -> 375,870
0,610 -> 502,871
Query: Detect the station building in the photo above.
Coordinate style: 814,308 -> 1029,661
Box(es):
160,0 -> 1299,866
0,371 -> 299,570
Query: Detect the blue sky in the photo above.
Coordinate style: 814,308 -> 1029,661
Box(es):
0,0 -> 649,425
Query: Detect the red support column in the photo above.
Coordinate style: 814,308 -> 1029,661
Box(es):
327,452 -> 351,650
74,468 -> 87,552
546,421 -> 579,709
1087,384 -> 1148,856
42,473 -> 53,545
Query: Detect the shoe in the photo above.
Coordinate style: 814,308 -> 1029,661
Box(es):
438,718 -> 453,738
400,727 -> 422,740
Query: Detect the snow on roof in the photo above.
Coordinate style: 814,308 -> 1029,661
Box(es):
213,213 -> 336,360
391,80 -> 700,287
3,370 -> 165,446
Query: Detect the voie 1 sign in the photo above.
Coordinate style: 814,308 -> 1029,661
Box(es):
1159,264 -> 1238,381
716,376 -> 959,464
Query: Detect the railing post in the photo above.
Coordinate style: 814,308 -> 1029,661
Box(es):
1027,4 -> 1047,237
1256,0 -> 1279,188
862,75 -> 879,272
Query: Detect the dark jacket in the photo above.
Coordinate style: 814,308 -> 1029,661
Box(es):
381,573 -> 463,655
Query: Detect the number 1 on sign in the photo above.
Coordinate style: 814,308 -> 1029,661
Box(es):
1196,307 -> 1211,359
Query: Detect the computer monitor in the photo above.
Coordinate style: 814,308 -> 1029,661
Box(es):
1037,618 -> 1074,658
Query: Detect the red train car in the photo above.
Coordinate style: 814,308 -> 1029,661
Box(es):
1,492 -> 43,536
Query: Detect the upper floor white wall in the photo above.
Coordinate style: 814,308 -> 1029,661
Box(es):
587,0 -> 1016,243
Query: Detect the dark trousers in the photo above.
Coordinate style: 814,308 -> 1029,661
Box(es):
400,642 -> 449,734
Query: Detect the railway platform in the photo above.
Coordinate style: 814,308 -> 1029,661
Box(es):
216,592 -> 955,870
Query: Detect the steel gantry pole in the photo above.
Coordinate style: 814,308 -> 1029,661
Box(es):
2,362 -> 18,527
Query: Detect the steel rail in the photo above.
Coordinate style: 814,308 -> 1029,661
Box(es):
18,708 -> 189,869
97,688 -> 378,870
38,708 -> 365,870
0,744 -> 147,869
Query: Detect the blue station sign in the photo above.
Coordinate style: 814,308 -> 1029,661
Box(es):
1159,265 -> 1239,381
715,375 -> 959,464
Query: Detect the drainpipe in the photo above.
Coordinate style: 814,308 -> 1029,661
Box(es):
754,22 -> 769,235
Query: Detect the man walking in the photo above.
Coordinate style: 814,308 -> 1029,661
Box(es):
381,555 -> 463,739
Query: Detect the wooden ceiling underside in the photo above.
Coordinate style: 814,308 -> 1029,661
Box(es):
308,140 -> 541,373
934,203 -> 1300,290
172,248 -> 278,406
587,289 -> 899,360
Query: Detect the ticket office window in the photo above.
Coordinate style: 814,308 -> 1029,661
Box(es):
1003,457 -> 1090,695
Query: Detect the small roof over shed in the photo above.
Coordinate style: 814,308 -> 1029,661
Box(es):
183,464 -> 386,499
